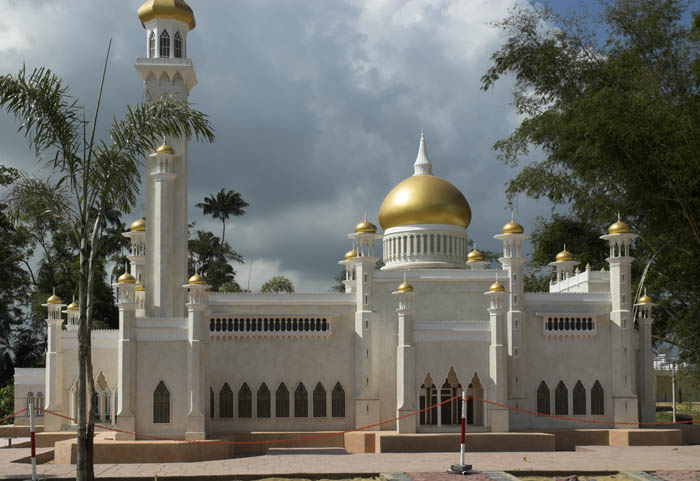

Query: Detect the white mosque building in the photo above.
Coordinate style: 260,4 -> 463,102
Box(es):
15,0 -> 657,440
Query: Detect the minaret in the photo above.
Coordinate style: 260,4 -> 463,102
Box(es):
467,245 -> 489,270
123,218 -> 146,315
348,216 -> 383,428
393,277 -> 416,433
338,246 -> 358,293
136,0 -> 197,317
485,281 -> 508,432
43,292 -> 65,431
183,274 -> 210,439
600,215 -> 639,425
548,246 -> 579,282
635,292 -> 656,423
494,215 -> 530,404
114,272 -> 137,439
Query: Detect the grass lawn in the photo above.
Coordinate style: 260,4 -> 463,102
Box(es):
656,402 -> 700,423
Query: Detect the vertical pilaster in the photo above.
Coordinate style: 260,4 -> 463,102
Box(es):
486,282 -> 508,432
635,295 -> 656,423
42,296 -> 64,431
114,273 -> 137,439
393,280 -> 416,433
183,275 -> 210,439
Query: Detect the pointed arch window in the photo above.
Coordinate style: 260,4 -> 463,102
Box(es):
276,383 -> 289,417
555,381 -> 568,415
294,383 -> 308,417
94,391 -> 101,420
220,383 -> 233,418
238,383 -> 252,418
159,30 -> 170,58
153,381 -> 170,423
332,383 -> 345,418
313,383 -> 326,417
573,381 -> 586,415
257,383 -> 271,418
591,380 -> 605,415
149,31 -> 156,58
174,31 -> 183,58
537,381 -> 550,415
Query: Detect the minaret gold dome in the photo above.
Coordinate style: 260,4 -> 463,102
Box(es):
502,220 -> 524,234
608,216 -> 631,234
46,294 -> 62,305
489,281 -> 505,292
355,218 -> 377,234
138,0 -> 196,30
130,218 -> 146,232
467,248 -> 485,262
188,273 -> 207,285
638,294 -> 653,304
118,272 -> 137,284
397,280 -> 414,292
156,143 -> 175,155
344,248 -> 358,261
555,248 -> 574,262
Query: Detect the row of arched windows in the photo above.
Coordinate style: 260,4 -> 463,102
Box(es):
148,30 -> 184,59
537,380 -> 604,416
210,382 -> 346,419
545,317 -> 595,332
210,317 -> 329,334
384,233 -> 467,263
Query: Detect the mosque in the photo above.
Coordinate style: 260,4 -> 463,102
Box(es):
14,0 -> 657,440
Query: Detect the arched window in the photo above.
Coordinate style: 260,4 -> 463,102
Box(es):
591,380 -> 604,415
573,381 -> 586,415
555,381 -> 568,415
537,381 -> 550,415
220,383 -> 233,418
148,31 -> 156,58
276,383 -> 289,417
210,388 -> 214,418
94,391 -> 101,420
104,391 -> 110,422
159,30 -> 170,58
36,392 -> 44,417
313,383 -> 326,417
440,380 -> 453,425
174,32 -> 183,58
238,383 -> 252,418
294,383 -> 308,417
153,381 -> 170,423
332,383 -> 345,418
257,383 -> 271,418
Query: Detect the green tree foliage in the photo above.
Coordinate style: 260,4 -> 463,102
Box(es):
187,227 -> 243,291
483,0 -> 700,364
261,275 -> 295,294
0,384 -> 15,424
196,188 -> 248,257
219,281 -> 248,293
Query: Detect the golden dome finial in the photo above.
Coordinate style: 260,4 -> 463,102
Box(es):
188,273 -> 207,285
130,218 -> 146,232
489,280 -> 505,292
355,214 -> 377,234
46,287 -> 62,305
608,213 -> 632,234
397,273 -> 414,292
138,0 -> 196,30
467,243 -> 486,262
344,244 -> 358,261
118,272 -> 137,284
555,245 -> 574,262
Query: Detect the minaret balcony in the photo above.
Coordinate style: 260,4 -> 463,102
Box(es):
136,57 -> 192,67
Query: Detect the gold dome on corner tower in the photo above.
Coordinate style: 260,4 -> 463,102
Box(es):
608,214 -> 632,235
502,220 -> 524,234
188,273 -> 207,285
555,248 -> 574,262
130,218 -> 146,232
344,248 -> 358,261
378,131 -> 471,231
355,217 -> 377,234
489,281 -> 505,292
156,143 -> 175,155
467,248 -> 485,262
397,280 -> 414,292
138,0 -> 196,30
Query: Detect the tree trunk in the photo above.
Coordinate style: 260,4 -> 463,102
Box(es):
220,219 -> 226,260
76,235 -> 89,481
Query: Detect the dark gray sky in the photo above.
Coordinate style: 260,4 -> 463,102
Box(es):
0,0 -> 558,291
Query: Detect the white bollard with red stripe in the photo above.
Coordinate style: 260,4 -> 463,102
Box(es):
28,397 -> 37,481
448,390 -> 474,475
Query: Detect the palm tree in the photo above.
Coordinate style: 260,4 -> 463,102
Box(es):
196,188 -> 248,257
0,51 -> 214,481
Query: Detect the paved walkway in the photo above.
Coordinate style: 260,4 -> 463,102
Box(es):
0,445 -> 699,479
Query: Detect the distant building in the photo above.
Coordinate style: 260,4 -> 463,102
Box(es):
654,355 -> 700,404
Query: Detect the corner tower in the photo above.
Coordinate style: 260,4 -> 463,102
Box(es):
135,0 -> 197,316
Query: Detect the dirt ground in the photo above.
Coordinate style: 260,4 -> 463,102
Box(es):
517,474 -> 638,481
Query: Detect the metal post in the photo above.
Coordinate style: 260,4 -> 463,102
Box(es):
29,397 -> 37,481
448,390 -> 474,475
671,361 -> 676,423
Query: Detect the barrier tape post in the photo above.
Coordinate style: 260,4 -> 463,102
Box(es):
29,397 -> 37,481
448,391 -> 474,475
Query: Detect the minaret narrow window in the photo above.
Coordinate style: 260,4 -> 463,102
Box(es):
591,380 -> 605,415
174,32 -> 183,58
294,383 -> 308,417
257,383 -> 271,418
148,31 -> 156,58
573,381 -> 586,415
276,383 -> 289,417
237,383 -> 252,418
537,381 -> 550,414
332,383 -> 345,418
312,383 -> 326,417
159,30 -> 170,58
153,381 -> 170,423
219,383 -> 233,418
555,381 -> 568,415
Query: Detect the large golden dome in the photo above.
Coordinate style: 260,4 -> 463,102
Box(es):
138,0 -> 196,30
379,175 -> 471,230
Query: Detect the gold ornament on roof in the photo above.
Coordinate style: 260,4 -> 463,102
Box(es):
135,284 -> 146,292
137,0 -> 196,30
467,248 -> 485,262
66,302 -> 79,311
638,294 -> 653,304
502,214 -> 524,234
397,280 -> 414,292
188,273 -> 207,285
608,213 -> 632,235
156,143 -> 175,155
46,294 -> 62,304
555,246 -> 574,262
355,214 -> 377,234
130,218 -> 146,232
118,272 -> 137,284
344,248 -> 358,261
489,281 -> 505,292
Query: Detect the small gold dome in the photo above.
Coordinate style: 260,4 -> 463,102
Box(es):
608,220 -> 631,234
344,249 -> 358,261
378,174 -> 471,230
555,249 -> 574,262
46,294 -> 62,305
130,218 -> 146,232
135,284 -> 146,292
156,143 -> 175,155
355,219 -> 377,234
397,281 -> 414,292
188,273 -> 207,285
137,0 -> 195,30
467,248 -> 485,262
638,294 -> 653,304
489,281 -> 505,292
502,220 -> 524,234
118,272 -> 137,284
66,302 -> 79,311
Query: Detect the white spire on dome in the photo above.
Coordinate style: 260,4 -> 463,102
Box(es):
413,129 -> 433,176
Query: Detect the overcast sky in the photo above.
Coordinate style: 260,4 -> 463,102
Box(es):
0,0 -> 575,292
